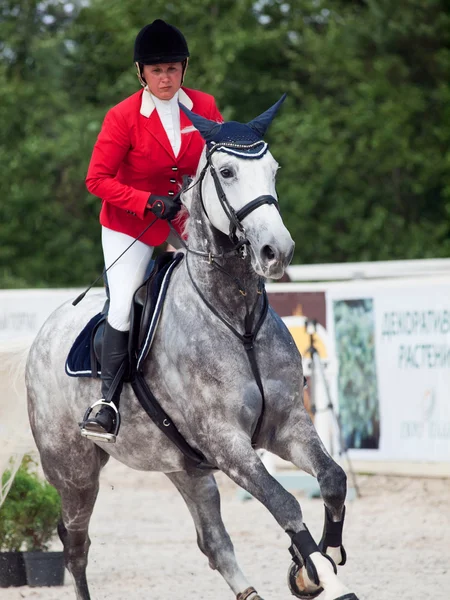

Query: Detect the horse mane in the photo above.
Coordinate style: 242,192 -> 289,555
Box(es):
173,204 -> 190,239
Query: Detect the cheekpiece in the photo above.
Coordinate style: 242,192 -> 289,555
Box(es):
179,94 -> 287,159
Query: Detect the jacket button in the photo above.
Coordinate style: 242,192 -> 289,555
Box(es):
168,191 -> 175,196
170,178 -> 176,183
172,166 -> 178,171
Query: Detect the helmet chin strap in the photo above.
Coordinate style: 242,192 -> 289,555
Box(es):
181,57 -> 189,84
135,61 -> 146,87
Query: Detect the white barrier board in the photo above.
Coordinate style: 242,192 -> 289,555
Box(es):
0,288 -> 92,342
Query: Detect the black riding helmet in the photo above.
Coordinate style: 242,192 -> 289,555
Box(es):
134,19 -> 190,86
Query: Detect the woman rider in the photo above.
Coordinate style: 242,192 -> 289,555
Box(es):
81,19 -> 222,441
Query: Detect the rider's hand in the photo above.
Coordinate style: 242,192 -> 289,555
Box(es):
147,194 -> 181,221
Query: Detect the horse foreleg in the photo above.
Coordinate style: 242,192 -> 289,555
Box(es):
268,403 -> 347,559
210,434 -> 351,600
166,471 -> 263,600
266,404 -> 353,598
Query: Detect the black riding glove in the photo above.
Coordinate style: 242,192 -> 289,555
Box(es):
147,194 -> 181,221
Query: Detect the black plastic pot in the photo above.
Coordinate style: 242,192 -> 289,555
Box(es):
0,552 -> 27,587
23,551 -> 65,587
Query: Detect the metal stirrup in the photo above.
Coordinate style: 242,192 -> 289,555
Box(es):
80,399 -> 121,444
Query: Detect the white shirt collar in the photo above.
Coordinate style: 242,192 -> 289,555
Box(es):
151,91 -> 179,114
140,87 -> 193,118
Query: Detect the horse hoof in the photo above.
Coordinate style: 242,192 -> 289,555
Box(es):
287,562 -> 323,599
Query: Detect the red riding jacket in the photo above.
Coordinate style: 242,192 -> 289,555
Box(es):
86,87 -> 222,247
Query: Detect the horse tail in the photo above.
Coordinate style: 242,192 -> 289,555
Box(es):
0,337 -> 36,507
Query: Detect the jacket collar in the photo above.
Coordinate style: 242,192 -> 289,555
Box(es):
140,87 -> 193,118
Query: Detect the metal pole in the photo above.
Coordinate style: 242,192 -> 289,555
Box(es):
306,319 -> 361,498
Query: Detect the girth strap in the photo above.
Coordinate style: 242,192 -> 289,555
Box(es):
131,372 -> 215,470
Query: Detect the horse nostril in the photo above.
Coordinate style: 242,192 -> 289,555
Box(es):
261,245 -> 276,262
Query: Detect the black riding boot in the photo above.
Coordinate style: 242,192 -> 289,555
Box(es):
81,322 -> 129,443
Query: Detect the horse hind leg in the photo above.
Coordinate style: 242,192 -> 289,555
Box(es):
166,471 -> 264,600
38,441 -> 109,600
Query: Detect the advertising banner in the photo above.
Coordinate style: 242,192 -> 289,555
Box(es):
327,279 -> 450,462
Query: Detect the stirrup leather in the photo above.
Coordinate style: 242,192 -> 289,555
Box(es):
80,399 -> 121,443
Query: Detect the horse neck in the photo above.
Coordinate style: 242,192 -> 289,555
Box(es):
185,201 -> 263,324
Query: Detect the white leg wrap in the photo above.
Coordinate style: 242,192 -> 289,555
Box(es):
309,552 -> 349,599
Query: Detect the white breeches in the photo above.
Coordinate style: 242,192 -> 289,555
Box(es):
102,227 -> 154,332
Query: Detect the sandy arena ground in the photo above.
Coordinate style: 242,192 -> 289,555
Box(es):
2,461 -> 449,600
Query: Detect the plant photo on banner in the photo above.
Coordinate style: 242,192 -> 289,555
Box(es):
333,299 -> 380,450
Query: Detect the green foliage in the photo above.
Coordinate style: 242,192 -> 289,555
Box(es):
0,455 -> 61,552
273,0 -> 450,264
1,0 -> 449,287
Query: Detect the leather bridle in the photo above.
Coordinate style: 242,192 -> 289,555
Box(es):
197,141 -> 280,246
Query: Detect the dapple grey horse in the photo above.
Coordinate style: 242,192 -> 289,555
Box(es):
25,99 -> 358,600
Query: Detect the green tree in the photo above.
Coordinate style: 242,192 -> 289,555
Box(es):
1,0 -> 449,288
271,0 -> 450,262
0,0 -> 101,287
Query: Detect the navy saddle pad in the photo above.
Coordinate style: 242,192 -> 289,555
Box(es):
65,312 -> 104,377
65,252 -> 184,378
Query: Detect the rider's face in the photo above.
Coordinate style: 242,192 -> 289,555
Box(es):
143,62 -> 183,100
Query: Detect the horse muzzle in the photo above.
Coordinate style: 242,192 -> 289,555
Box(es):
256,238 -> 295,279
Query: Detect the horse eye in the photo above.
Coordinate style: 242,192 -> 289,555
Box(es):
220,168 -> 234,179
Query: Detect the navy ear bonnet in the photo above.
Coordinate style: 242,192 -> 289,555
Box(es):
179,94 -> 286,159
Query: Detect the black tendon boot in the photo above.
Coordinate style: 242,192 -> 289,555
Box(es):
81,322 -> 129,443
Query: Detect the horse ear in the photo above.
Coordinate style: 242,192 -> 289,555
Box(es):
247,93 -> 287,138
179,103 -> 222,142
